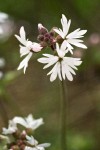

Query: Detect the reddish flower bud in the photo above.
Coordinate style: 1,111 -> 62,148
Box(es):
38,23 -> 48,35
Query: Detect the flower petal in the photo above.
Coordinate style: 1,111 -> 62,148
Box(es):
43,54 -> 55,58
57,62 -> 62,81
61,14 -> 71,36
30,118 -> 44,130
60,40 -> 68,51
68,39 -> 87,49
67,28 -> 87,39
20,46 -> 30,57
53,28 -> 64,38
67,28 -> 80,39
47,63 -> 58,82
20,26 -> 26,41
38,143 -> 51,148
31,43 -> 42,52
15,26 -> 27,46
15,35 -> 27,46
13,117 -> 28,128
17,52 -> 32,74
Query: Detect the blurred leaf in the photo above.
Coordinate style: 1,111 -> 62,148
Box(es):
68,133 -> 95,150
2,70 -> 20,85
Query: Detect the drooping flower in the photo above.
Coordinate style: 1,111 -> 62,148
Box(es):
38,41 -> 82,82
2,120 -> 17,135
15,26 -> 42,73
25,135 -> 51,150
13,114 -> 44,130
54,14 -> 87,54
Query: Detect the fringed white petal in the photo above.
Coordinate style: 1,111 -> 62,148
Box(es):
47,63 -> 58,82
17,52 -> 32,74
61,14 -> 71,36
43,57 -> 59,69
13,117 -> 28,128
20,46 -> 30,57
20,26 -> 26,41
53,28 -> 64,39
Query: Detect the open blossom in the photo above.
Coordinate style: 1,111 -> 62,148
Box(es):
38,41 -> 82,82
2,120 -> 17,135
54,14 -> 87,54
13,114 -> 44,130
25,135 -> 51,150
15,26 -> 42,73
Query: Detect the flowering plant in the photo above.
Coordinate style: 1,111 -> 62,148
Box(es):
0,114 -> 50,150
15,14 -> 87,150
15,14 -> 87,82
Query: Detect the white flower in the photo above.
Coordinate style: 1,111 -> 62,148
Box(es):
25,135 -> 51,150
13,114 -> 44,130
38,41 -> 82,82
15,26 -> 42,73
54,14 -> 87,54
2,120 -> 17,135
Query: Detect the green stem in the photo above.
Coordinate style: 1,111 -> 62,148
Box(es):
60,80 -> 67,150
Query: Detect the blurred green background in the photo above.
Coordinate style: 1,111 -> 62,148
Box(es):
0,0 -> 100,150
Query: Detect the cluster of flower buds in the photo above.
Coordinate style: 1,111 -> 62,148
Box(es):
37,24 -> 56,50
15,14 -> 87,82
0,114 -> 50,150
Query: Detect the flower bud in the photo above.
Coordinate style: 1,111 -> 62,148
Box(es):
44,37 -> 49,42
20,130 -> 26,140
49,31 -> 55,37
40,41 -> 48,48
38,23 -> 48,35
26,128 -> 33,135
20,144 -> 25,150
37,35 -> 44,41
55,35 -> 63,44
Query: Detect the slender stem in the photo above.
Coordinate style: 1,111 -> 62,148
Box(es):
60,79 -> 67,150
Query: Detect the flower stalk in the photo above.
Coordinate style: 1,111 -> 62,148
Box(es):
60,79 -> 67,150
